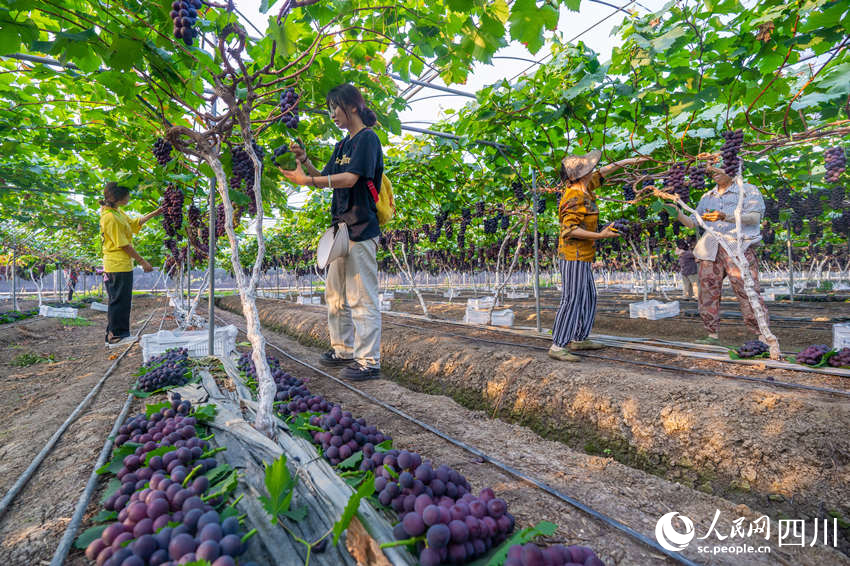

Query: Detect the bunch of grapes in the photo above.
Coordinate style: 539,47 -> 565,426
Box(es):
637,206 -> 647,220
278,87 -> 300,129
161,185 -> 184,238
721,129 -> 744,177
475,201 -> 485,217
775,186 -> 791,207
215,203 -> 228,238
457,224 -> 467,249
609,219 -> 630,234
230,144 -> 264,216
152,138 -> 173,166
389,485 -> 512,565
169,0 -> 202,46
504,543 -> 605,566
136,348 -> 190,392
622,183 -> 635,202
483,217 -> 498,235
736,340 -> 768,358
536,196 -> 546,214
511,180 -> 525,201
309,406 -> 391,466
500,213 -> 510,231
829,186 -> 845,210
666,162 -> 686,190
825,146 -> 846,184
89,395 -> 254,566
828,348 -> 850,368
187,205 -> 202,230
689,162 -> 706,192
796,344 -> 830,365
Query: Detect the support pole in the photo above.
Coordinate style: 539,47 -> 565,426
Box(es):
532,168 -> 542,333
11,248 -> 18,311
786,219 -> 794,303
208,183 -> 216,351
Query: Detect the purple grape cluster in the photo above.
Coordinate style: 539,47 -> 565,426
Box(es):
237,352 -> 329,418
161,185 -> 184,238
829,186 -> 845,210
796,344 -> 830,365
170,0 -> 202,46
279,87 -> 300,129
828,348 -> 850,368
500,212 -> 509,231
309,406 -> 390,466
536,196 -> 546,214
512,180 -> 525,201
689,162 -> 706,192
622,183 -> 635,202
152,138 -> 173,167
736,340 -> 768,358
229,143 -> 265,216
721,129 -> 744,177
483,217 -> 498,235
505,543 -> 604,566
400,487 -> 513,565
609,219 -> 630,234
136,348 -> 190,392
474,201 -> 485,217
88,395 -> 253,566
825,147 -> 846,184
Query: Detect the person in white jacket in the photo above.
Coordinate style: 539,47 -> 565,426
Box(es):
656,167 -> 769,345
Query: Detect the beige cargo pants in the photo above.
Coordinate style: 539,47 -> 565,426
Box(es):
326,237 -> 381,369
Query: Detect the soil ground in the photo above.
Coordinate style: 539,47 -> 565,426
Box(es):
213,298 -> 850,566
0,296 -> 169,565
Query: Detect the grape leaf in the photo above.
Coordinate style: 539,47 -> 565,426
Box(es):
74,523 -> 108,549
374,439 -> 393,453
99,478 -> 122,503
93,510 -> 118,522
281,505 -> 308,522
145,401 -> 171,417
258,453 -> 298,523
204,464 -> 235,485
97,442 -> 142,475
468,521 -> 558,566
336,450 -> 363,470
193,404 -> 217,423
333,472 -> 375,545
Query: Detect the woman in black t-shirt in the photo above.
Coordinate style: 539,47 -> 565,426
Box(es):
282,84 -> 384,381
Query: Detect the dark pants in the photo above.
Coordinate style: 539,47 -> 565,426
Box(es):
105,271 -> 133,339
67,284 -> 75,302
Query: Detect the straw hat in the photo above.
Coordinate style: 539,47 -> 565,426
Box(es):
317,222 -> 349,269
560,149 -> 602,183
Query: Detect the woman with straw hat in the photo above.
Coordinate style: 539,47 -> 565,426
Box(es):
549,150 -> 648,362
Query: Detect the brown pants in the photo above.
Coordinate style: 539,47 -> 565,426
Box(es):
698,246 -> 768,335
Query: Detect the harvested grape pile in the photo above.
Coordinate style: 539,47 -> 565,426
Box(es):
0,308 -> 38,324
135,348 -> 191,392
504,542 -> 604,566
85,394 -> 255,566
734,340 -> 768,359
795,344 -> 830,366
236,351 -> 607,565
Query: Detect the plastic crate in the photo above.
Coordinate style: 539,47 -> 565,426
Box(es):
90,301 -> 109,312
39,305 -> 79,318
140,325 -> 237,362
467,296 -> 495,310
762,286 -> 789,301
379,299 -> 392,312
490,309 -> 515,327
506,292 -> 529,299
628,300 -> 679,320
834,323 -> 850,350
380,291 -> 395,300
464,307 -> 490,325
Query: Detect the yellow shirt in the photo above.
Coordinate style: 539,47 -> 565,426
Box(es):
100,207 -> 142,272
558,171 -> 602,263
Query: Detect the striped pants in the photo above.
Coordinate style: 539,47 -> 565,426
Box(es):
552,259 -> 597,347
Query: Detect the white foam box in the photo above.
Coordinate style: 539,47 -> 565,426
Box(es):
490,309 -> 515,327
467,296 -> 495,310
379,299 -> 392,312
380,291 -> 395,300
628,300 -> 679,320
505,292 -> 529,299
763,287 -> 789,301
90,301 -> 109,312
833,323 -> 850,350
464,307 -> 490,325
141,325 -> 237,362
39,305 -> 79,318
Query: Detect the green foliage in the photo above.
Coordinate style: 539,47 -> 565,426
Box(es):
258,453 -> 299,523
11,352 -> 54,366
333,472 -> 375,545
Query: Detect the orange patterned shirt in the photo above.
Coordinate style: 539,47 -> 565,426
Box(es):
558,171 -> 602,262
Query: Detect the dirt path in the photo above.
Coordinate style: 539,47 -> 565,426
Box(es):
0,297 -> 165,565
214,299 -> 850,566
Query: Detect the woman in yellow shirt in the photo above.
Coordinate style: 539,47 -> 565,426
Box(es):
99,182 -> 161,348
549,150 -> 647,362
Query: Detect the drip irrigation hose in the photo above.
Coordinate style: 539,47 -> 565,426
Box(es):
0,309 -> 156,521
50,391 -> 135,565
220,316 -> 702,566
383,320 -> 850,399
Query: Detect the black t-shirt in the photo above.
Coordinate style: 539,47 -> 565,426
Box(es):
321,128 -> 383,242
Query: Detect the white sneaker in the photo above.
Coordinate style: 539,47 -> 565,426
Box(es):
106,336 -> 135,349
